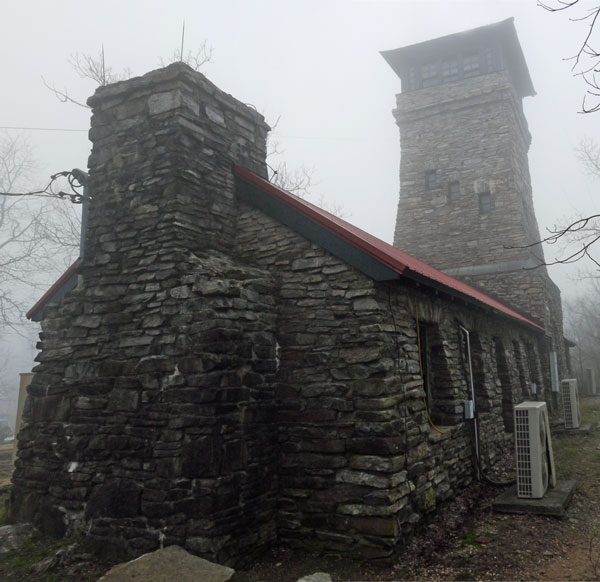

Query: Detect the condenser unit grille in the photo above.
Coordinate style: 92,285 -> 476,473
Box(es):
515,408 -> 532,497
562,383 -> 574,429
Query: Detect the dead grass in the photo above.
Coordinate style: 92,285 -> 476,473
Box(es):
0,442 -> 14,487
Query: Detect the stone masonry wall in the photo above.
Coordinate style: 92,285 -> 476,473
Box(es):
236,202 -> 548,557
461,268 -> 568,397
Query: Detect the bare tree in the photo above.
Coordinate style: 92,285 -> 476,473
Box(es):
267,121 -> 349,218
509,137 -> 600,272
539,0 -> 600,113
0,134 -> 80,332
42,47 -> 132,108
564,281 -> 600,386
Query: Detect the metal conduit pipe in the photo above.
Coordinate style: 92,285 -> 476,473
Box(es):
459,324 -> 515,487
459,324 -> 480,478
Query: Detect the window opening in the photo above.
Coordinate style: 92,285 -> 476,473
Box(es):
407,66 -> 418,91
468,332 -> 489,410
441,58 -> 459,82
448,180 -> 460,202
513,340 -> 528,399
525,342 -> 542,399
425,169 -> 437,190
418,321 -> 433,412
494,338 -> 514,433
484,46 -> 495,72
463,53 -> 481,78
478,191 -> 492,213
421,62 -> 439,87
417,320 -> 457,426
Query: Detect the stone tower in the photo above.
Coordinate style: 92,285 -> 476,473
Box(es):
382,18 -> 568,379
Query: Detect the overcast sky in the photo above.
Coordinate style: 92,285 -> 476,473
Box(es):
2,0 -> 600,320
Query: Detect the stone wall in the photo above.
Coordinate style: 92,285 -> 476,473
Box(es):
235,203 -> 547,557
11,63 -> 552,565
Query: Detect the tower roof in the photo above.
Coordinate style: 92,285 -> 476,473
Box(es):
381,18 -> 535,98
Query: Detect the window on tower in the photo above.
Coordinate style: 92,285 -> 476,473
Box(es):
448,180 -> 460,202
478,191 -> 492,213
425,169 -> 437,190
407,66 -> 418,91
463,53 -> 481,77
421,62 -> 439,87
441,58 -> 460,82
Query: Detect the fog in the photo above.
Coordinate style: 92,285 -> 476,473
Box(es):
1,0 -> 599,412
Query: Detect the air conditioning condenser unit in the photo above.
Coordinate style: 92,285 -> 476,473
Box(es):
514,401 -> 556,499
561,378 -> 581,429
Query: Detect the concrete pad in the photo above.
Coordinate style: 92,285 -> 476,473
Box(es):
492,480 -> 576,517
552,423 -> 591,436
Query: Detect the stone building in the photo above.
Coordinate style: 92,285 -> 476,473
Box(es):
11,59 -> 556,564
382,18 -> 568,391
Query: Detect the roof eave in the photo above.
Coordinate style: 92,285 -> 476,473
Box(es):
233,166 -> 544,334
27,259 -> 81,322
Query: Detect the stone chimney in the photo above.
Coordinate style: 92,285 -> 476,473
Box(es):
10,64 -> 278,565
85,63 -> 269,264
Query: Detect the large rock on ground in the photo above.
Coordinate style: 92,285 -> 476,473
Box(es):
97,545 -> 234,582
297,574 -> 333,582
0,523 -> 36,553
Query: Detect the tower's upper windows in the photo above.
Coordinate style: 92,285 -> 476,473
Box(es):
382,20 -> 536,98
406,46 -> 502,91
422,63 -> 439,88
463,53 -> 481,77
442,58 -> 460,82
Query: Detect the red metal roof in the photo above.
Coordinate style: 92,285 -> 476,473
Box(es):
234,166 -> 544,333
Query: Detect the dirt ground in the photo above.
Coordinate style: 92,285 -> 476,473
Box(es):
1,398 -> 599,582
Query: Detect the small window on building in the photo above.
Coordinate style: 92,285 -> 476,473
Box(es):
407,66 -> 418,91
448,180 -> 460,202
421,62 -> 439,88
417,321 -> 458,426
484,47 -> 496,73
463,53 -> 481,78
425,169 -> 437,190
418,321 -> 433,412
478,191 -> 492,213
441,58 -> 459,82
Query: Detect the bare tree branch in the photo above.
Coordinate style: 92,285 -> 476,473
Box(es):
506,136 -> 600,273
0,134 -> 81,334
41,76 -> 90,109
69,47 -> 131,86
159,40 -> 213,71
539,0 -> 600,113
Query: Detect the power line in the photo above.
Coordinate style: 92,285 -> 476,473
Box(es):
0,125 -> 87,133
0,170 -> 86,203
